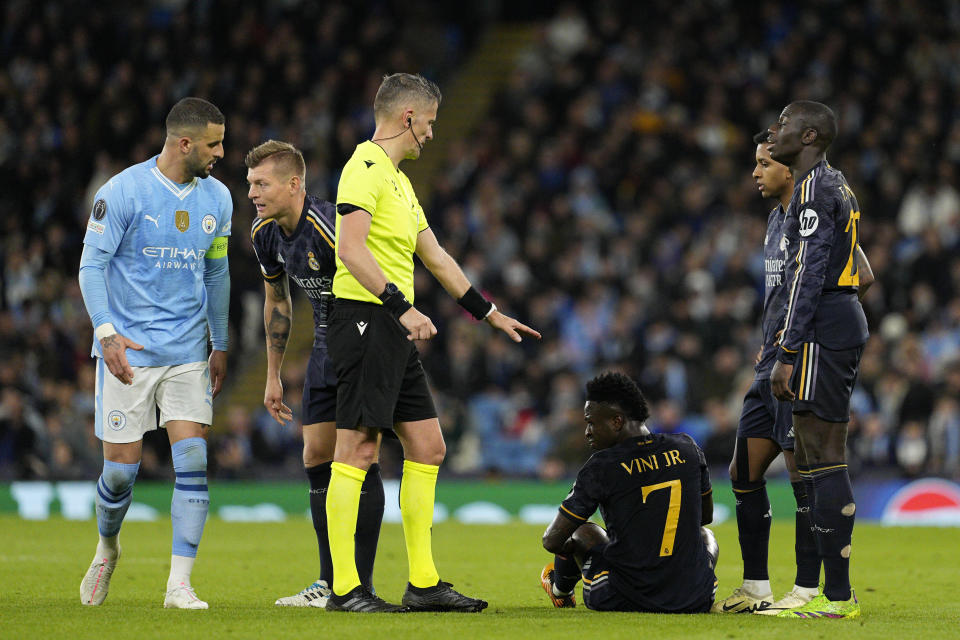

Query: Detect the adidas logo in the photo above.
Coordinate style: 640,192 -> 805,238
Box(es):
357,321 -> 368,335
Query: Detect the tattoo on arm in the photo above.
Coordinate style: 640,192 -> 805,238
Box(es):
268,276 -> 289,300
267,307 -> 291,354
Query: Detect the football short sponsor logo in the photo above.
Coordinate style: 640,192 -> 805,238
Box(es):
799,209 -> 819,237
93,199 -> 107,220
307,251 -> 320,271
107,410 -> 126,431
87,220 -> 105,235
175,210 -> 190,232
202,214 -> 217,234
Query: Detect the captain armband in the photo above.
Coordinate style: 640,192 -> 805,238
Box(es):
457,286 -> 495,320
207,236 -> 229,259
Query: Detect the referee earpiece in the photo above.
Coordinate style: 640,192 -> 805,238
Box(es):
407,118 -> 412,128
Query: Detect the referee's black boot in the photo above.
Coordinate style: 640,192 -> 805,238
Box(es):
325,585 -> 407,613
402,580 -> 488,612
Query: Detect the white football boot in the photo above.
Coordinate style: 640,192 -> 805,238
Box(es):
711,586 -> 774,613
275,579 -> 331,608
164,582 -> 209,609
80,546 -> 121,605
754,585 -> 819,615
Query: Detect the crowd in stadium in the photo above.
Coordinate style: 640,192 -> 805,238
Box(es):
1,0 -> 958,482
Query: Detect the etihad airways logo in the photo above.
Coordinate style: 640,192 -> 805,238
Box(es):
142,246 -> 206,270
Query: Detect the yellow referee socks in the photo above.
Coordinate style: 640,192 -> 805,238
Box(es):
326,462 -> 366,596
400,460 -> 441,588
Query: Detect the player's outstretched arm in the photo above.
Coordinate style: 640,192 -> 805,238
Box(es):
262,277 -> 293,424
484,310 -> 542,343
415,228 -> 541,343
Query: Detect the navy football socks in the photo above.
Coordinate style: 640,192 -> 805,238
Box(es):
356,463 -> 384,590
791,480 -> 821,588
806,464 -> 855,601
552,554 -> 581,594
306,462 -> 334,585
733,479 -> 771,581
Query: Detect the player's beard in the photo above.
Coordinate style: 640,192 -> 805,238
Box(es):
187,149 -> 213,179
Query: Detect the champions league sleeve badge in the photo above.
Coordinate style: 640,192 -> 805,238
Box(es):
87,199 -> 107,234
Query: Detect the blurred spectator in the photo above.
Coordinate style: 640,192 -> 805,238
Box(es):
2,0 -> 959,481
214,407 -> 255,479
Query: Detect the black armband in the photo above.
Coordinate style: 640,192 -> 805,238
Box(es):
457,286 -> 495,320
337,203 -> 370,216
378,282 -> 412,318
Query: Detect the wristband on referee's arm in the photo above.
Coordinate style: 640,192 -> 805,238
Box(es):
458,286 -> 496,321
378,282 -> 413,319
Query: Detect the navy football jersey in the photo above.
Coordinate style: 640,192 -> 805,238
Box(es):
757,203 -> 790,379
560,433 -> 714,613
779,160 -> 869,363
250,195 -> 337,347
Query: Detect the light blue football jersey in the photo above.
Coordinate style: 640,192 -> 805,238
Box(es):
83,155 -> 233,366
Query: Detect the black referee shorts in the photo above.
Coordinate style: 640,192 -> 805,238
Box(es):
326,299 -> 437,431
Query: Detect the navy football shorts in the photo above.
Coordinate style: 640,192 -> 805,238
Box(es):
737,378 -> 795,450
302,346 -> 337,425
581,544 -> 713,613
580,544 -> 633,612
789,343 -> 864,423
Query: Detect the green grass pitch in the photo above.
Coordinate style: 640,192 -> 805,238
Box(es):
2,515 -> 956,639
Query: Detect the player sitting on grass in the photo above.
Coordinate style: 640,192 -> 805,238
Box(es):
541,372 -> 719,613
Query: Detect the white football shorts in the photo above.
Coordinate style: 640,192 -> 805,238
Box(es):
95,359 -> 213,443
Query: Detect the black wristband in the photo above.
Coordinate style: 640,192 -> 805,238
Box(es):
457,286 -> 494,320
379,283 -> 412,318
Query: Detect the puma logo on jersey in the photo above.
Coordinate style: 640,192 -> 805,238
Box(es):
145,214 -> 160,229
357,321 -> 368,335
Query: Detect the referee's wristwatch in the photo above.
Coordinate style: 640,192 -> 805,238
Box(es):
378,282 -> 412,318
379,282 -> 402,302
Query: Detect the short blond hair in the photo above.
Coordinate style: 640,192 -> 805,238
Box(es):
245,140 -> 306,181
373,73 -> 441,123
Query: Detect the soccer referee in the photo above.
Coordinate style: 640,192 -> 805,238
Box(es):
325,73 -> 541,613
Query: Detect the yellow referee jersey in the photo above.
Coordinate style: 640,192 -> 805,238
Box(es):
334,141 -> 429,303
